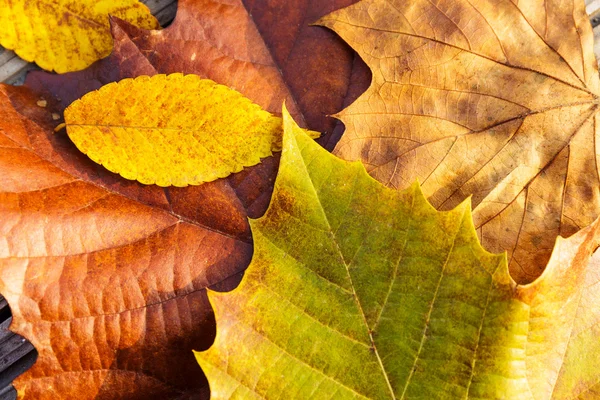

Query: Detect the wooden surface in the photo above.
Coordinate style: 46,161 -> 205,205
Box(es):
0,0 -> 598,398
0,297 -> 36,400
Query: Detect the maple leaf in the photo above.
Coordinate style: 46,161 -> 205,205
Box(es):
0,82 -> 260,398
318,0 -> 600,283
24,0 -> 371,149
0,0 -> 159,73
196,107 -> 600,400
63,74 -> 318,186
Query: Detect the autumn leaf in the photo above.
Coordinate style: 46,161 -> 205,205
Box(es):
196,107 -> 600,399
318,0 -> 600,284
0,82 -> 265,398
25,0 -> 371,149
64,74 -> 318,187
0,0 -> 159,73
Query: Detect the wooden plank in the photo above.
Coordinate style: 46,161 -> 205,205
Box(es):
156,1 -> 179,26
0,386 -> 16,400
0,49 -> 34,85
144,0 -> 179,16
0,0 -> 178,84
0,297 -> 37,400
0,298 -> 10,329
589,0 -> 600,27
0,318 -> 35,375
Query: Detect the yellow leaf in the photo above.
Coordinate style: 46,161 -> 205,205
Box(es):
64,73 -> 320,187
0,0 -> 159,73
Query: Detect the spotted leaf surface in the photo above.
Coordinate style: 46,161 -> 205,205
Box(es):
64,74 -> 318,187
0,0 -> 159,73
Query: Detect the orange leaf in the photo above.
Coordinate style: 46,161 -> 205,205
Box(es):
0,82 -> 255,398
0,2 -> 368,397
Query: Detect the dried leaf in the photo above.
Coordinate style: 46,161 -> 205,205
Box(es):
0,82 -> 256,398
197,107 -> 600,399
0,0 -> 159,73
320,0 -> 600,283
64,74 -> 318,187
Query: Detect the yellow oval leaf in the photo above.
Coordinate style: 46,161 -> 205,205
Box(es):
64,74 -> 320,187
0,0 -> 159,73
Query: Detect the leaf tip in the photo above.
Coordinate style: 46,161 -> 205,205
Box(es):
312,15 -> 336,29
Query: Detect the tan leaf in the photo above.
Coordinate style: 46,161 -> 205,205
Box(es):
320,0 -> 600,283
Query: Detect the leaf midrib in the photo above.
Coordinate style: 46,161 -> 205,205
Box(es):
292,130 -> 484,399
398,208 -> 465,399
38,0 -> 106,30
67,123 -> 276,132
289,132 -> 397,399
2,115 -> 252,243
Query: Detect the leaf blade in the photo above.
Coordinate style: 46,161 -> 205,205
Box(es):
64,74 -> 318,187
319,0 -> 600,283
197,107 -> 600,399
0,82 -> 253,399
25,0 -> 372,149
0,0 -> 159,73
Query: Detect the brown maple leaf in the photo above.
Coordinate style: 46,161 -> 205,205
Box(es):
321,0 -> 600,283
0,1 -> 372,398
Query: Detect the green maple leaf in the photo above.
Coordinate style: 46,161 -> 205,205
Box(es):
195,107 -> 600,399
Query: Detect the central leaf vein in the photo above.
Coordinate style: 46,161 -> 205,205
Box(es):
292,133 -> 397,399
399,208 -> 465,399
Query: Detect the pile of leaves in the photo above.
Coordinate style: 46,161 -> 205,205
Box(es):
1,0 -> 600,399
